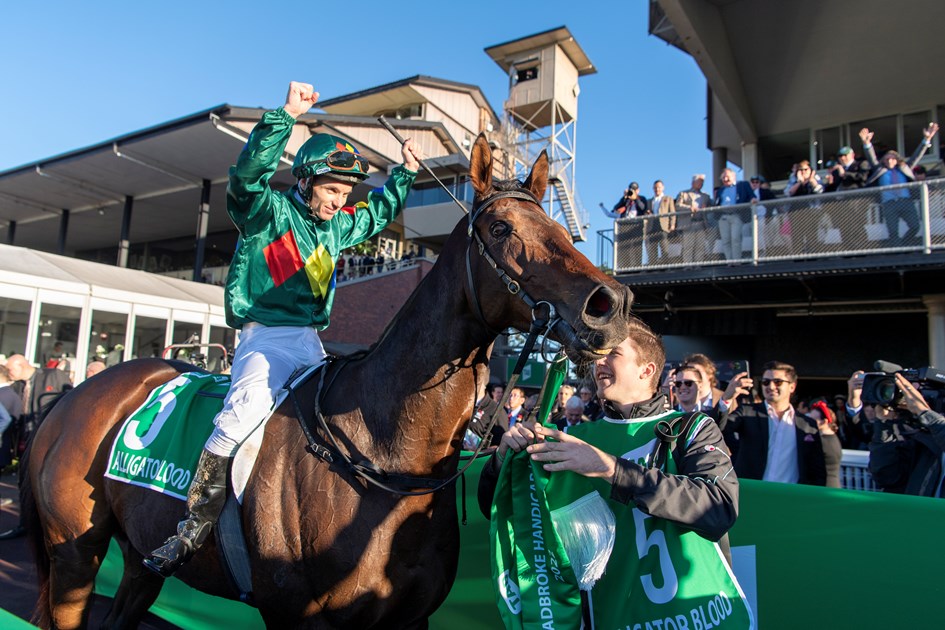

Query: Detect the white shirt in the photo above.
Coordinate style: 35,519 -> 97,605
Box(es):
762,402 -> 799,484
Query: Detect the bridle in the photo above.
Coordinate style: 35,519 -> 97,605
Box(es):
293,186 -> 581,497
463,188 -> 563,335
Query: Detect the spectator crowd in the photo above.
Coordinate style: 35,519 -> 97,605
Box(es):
333,248 -> 423,283
605,123 -> 941,263
466,344 -> 945,499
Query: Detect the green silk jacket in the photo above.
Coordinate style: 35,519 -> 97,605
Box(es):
224,107 -> 416,330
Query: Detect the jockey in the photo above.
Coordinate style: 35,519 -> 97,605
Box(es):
144,81 -> 421,577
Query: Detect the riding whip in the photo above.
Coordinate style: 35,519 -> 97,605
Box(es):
377,116 -> 469,215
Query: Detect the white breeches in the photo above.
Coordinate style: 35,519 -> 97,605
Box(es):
205,323 -> 325,456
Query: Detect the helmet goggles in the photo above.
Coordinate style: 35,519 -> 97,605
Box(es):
323,150 -> 369,174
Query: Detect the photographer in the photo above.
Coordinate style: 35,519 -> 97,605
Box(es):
605,181 -> 647,219
868,374 -> 945,497
603,182 -> 650,267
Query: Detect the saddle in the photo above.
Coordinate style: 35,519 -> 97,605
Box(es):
106,364 -> 326,604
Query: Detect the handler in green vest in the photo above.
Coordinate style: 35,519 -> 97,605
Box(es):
144,81 -> 421,577
480,318 -> 753,628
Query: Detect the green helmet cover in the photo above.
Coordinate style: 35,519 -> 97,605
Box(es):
292,133 -> 369,184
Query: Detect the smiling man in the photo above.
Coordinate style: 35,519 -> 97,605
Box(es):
144,81 -> 421,577
671,364 -> 705,414
478,318 -> 750,627
719,360 -> 826,485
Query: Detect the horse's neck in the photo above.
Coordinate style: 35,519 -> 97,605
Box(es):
337,248 -> 492,473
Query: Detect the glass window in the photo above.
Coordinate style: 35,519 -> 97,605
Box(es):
34,303 -> 81,368
170,320 -> 203,361
208,325 -> 236,374
758,129 -> 810,181
850,114 -> 898,156
516,66 -> 539,83
171,321 -> 202,346
903,110 -> 933,157
813,126 -> 842,170
0,296 -> 32,358
89,310 -> 128,367
132,315 -> 167,359
937,105 -> 945,168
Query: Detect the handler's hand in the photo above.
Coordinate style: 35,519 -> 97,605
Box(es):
284,81 -> 319,119
896,373 -> 931,415
401,138 -> 422,172
526,425 -> 617,479
495,421 -> 539,464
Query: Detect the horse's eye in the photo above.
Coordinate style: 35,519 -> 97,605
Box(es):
490,221 -> 511,239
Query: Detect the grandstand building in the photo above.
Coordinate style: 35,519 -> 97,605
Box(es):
609,0 -> 945,396
0,76 -> 500,375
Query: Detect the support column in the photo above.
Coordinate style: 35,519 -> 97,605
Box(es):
58,209 -> 70,254
741,142 -> 759,180
712,148 -> 728,187
923,294 -> 945,368
118,195 -> 133,268
192,179 -> 211,283
5,220 -> 15,245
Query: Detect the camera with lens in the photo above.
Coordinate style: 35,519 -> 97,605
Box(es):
861,360 -> 945,414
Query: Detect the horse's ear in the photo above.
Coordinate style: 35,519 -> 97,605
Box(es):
469,134 -> 494,198
524,150 -> 549,202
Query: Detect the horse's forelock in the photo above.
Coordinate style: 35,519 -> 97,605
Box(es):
493,178 -> 525,192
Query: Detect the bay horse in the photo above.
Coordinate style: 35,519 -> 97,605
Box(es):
23,134 -> 634,629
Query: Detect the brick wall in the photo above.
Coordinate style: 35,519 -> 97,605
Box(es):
322,260 -> 435,347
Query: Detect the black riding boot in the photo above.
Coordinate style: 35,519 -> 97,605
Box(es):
142,449 -> 230,578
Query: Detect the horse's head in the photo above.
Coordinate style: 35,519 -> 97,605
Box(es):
461,134 -> 634,364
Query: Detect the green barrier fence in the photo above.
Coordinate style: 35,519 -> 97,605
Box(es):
83,455 -> 945,628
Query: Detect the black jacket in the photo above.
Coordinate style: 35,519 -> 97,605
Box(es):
868,410 -> 945,496
719,403 -> 827,486
824,159 -> 870,192
478,395 -> 739,543
864,138 -> 931,187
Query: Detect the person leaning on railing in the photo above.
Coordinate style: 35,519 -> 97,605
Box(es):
712,168 -> 754,261
674,174 -> 712,264
861,122 -> 939,247
821,146 -> 871,247
604,182 -> 650,266
783,160 -> 824,253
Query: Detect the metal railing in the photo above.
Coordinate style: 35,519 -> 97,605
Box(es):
597,228 -> 615,273
611,179 -> 945,273
336,256 -> 430,283
840,449 -> 877,491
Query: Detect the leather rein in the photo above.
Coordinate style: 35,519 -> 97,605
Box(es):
291,188 -> 575,496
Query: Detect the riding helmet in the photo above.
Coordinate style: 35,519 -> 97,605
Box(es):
291,133 -> 370,185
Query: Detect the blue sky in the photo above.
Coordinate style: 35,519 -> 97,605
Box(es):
0,0 -> 710,263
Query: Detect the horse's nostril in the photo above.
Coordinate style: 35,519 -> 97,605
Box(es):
585,286 -> 615,319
